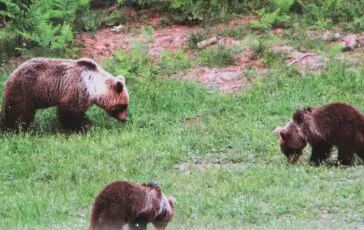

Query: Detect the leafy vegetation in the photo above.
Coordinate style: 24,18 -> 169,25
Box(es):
0,0 -> 90,59
198,45 -> 236,67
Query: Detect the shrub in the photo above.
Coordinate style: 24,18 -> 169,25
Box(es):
0,0 -> 89,60
249,0 -> 295,31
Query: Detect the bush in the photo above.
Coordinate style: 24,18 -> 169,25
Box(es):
0,0 -> 90,61
299,0 -> 364,28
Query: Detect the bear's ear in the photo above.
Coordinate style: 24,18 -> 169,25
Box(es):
145,182 -> 160,190
77,58 -> 98,71
274,127 -> 282,137
168,196 -> 176,206
116,75 -> 126,84
114,81 -> 124,94
279,128 -> 290,142
293,110 -> 305,124
304,106 -> 313,113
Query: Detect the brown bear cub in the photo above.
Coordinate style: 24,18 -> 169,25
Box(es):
274,103 -> 364,166
1,58 -> 129,131
89,181 -> 175,230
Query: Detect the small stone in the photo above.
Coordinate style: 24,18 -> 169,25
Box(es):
341,34 -> 358,51
110,25 -> 125,33
323,30 -> 341,41
197,37 -> 218,49
358,33 -> 364,47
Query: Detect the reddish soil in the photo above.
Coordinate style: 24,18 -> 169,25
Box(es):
77,15 -> 264,93
76,12 -> 364,93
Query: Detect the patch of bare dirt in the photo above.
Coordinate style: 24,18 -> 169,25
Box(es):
77,15 -> 265,93
175,66 -> 250,93
77,13 -> 363,93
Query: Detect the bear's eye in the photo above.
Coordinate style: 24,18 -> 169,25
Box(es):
111,104 -> 128,111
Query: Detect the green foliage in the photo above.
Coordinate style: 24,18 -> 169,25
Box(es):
102,39 -> 154,81
249,0 -> 294,31
0,0 -> 89,60
352,16 -> 364,32
159,49 -> 192,75
199,45 -> 235,67
249,8 -> 281,31
217,23 -> 247,39
301,0 -> 364,29
328,44 -> 343,57
170,0 -> 231,23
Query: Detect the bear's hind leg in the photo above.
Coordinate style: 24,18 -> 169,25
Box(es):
337,142 -> 357,166
3,102 -> 35,131
309,142 -> 332,166
57,108 -> 92,132
354,144 -> 364,164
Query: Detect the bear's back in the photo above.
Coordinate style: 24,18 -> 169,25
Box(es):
310,103 -> 364,143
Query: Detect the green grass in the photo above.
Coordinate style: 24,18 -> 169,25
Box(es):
0,60 -> 363,230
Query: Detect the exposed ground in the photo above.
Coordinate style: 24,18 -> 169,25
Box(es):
77,12 -> 364,93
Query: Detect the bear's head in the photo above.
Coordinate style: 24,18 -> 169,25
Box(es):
152,196 -> 175,230
274,120 -> 307,163
78,58 -> 129,122
103,76 -> 129,122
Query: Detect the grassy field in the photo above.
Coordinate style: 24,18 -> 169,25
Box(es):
0,60 -> 363,229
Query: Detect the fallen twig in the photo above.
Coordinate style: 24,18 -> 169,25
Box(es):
288,53 -> 317,65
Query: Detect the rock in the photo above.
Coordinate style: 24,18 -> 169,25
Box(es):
341,34 -> 358,51
358,33 -> 364,47
197,37 -> 219,49
323,30 -> 341,41
288,51 -> 328,76
110,25 -> 125,33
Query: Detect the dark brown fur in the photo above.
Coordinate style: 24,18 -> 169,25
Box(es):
89,181 -> 175,230
1,58 -> 129,132
275,103 -> 364,166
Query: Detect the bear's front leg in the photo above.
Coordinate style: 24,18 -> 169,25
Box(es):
309,142 -> 332,166
128,216 -> 148,230
57,108 -> 92,132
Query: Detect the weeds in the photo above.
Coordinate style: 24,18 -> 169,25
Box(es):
187,32 -> 208,49
199,45 -> 235,67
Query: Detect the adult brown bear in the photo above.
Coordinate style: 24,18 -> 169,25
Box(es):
274,103 -> 364,166
89,181 -> 175,230
1,58 -> 129,131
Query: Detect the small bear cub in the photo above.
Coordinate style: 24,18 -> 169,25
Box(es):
274,103 -> 364,166
1,57 -> 129,131
89,181 -> 175,230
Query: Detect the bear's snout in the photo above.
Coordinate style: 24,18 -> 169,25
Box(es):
117,111 -> 128,122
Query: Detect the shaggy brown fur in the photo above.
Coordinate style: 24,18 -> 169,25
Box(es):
1,58 -> 129,131
89,181 -> 175,230
274,103 -> 364,166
